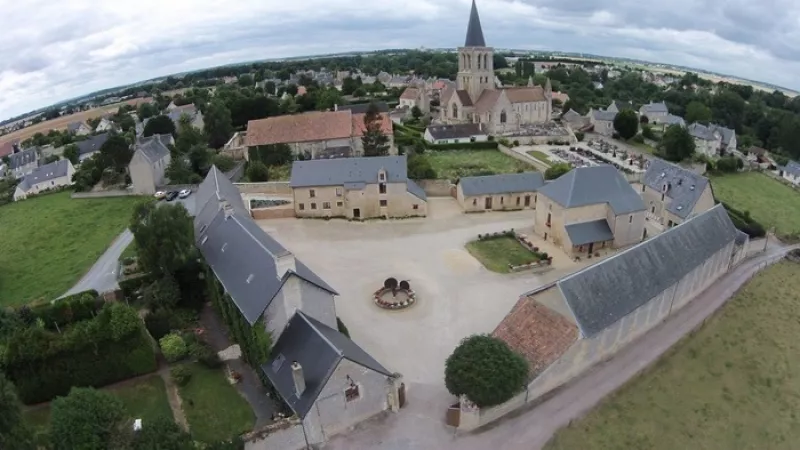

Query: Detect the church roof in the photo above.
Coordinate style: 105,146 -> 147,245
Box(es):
456,90 -> 474,107
505,86 -> 546,103
474,90 -> 501,114
464,0 -> 486,47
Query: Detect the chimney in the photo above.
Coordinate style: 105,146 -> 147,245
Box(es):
275,252 -> 296,277
291,361 -> 306,396
220,200 -> 234,219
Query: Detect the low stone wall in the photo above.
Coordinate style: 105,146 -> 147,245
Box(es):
506,134 -> 575,146
235,182 -> 292,195
243,418 -> 308,450
71,190 -> 134,198
497,144 -> 542,170
251,208 -> 296,220
416,179 -> 455,197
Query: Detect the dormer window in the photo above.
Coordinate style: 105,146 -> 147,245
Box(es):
378,171 -> 386,182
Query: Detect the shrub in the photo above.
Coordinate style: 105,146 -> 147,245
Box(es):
407,154 -> 437,179
189,339 -> 222,368
545,163 -> 571,180
142,276 -> 181,312
159,333 -> 188,363
50,388 -> 126,450
629,134 -> 645,143
574,131 -> 585,141
337,317 -> 350,338
444,334 -> 529,408
170,364 -> 193,387
23,290 -> 102,331
427,141 -> 498,151
144,309 -> 173,341
513,140 -> 520,146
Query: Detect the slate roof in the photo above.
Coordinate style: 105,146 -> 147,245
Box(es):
262,311 -> 392,419
557,204 -> 738,337
426,123 -> 485,141
456,90 -> 474,107
610,100 -> 633,111
562,109 -> 583,122
17,159 -> 71,191
591,109 -> 617,122
640,101 -> 668,114
564,219 -> 614,246
406,179 -> 427,201
782,160 -> 800,178
135,134 -> 171,163
195,165 -> 249,236
76,132 -> 110,156
459,172 -> 545,196
336,102 -> 389,114
538,165 -> 645,214
643,158 -> 710,219
464,0 -> 487,47
7,148 -> 37,170
290,155 -> 409,188
688,122 -> 730,142
659,114 -> 685,127
67,121 -> 88,132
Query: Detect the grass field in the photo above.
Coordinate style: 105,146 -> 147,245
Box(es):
527,150 -> 553,166
627,139 -> 657,154
179,364 -> 255,442
711,172 -> 800,236
465,236 -> 541,273
545,261 -> 800,450
424,150 -> 534,180
0,192 -> 147,306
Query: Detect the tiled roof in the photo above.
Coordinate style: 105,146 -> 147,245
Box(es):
336,102 -> 389,114
0,141 -> 15,158
290,155 -> 408,188
538,165 -> 645,215
643,158 -> 710,219
474,90 -> 501,114
426,123 -> 484,140
504,86 -> 546,103
351,112 -> 393,137
245,111 -> 353,147
493,297 -> 578,380
456,90 -> 474,107
564,219 -> 614,246
459,172 -> 545,196
400,87 -> 420,100
557,204 -> 738,337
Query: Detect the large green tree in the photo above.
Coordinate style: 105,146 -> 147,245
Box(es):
361,102 -> 390,157
99,134 -> 134,171
50,388 -> 127,450
204,101 -> 234,149
143,115 -> 176,137
444,334 -> 529,408
685,100 -> 712,124
545,162 -> 571,180
613,109 -> 639,140
246,161 -> 270,182
63,143 -> 80,165
130,202 -> 196,277
0,373 -> 35,450
659,124 -> 696,162
131,416 -> 193,450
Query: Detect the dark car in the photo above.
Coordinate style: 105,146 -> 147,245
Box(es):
165,191 -> 179,201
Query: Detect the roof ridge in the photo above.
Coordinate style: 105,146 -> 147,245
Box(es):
230,213 -> 283,260
297,311 -> 344,357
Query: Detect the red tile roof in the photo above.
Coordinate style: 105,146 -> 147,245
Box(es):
400,87 -> 420,100
245,111 -> 353,146
351,112 -> 393,137
493,295 -> 578,380
0,141 -> 14,158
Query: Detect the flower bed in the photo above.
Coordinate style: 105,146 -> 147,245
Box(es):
373,286 -> 417,310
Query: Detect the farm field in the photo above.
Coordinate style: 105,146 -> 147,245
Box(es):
423,149 -> 534,180
0,191 -> 148,306
711,172 -> 800,237
545,261 -> 800,450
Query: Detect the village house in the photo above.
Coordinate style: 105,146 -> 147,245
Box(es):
289,155 -> 427,220
167,104 -> 204,130
606,100 -> 633,113
423,123 -> 488,145
244,107 -> 394,160
638,101 -> 668,121
67,121 -> 92,136
778,160 -> 800,185
457,172 -> 545,212
128,134 -> 173,195
75,133 -> 110,162
399,85 -> 430,113
688,123 -> 737,157
193,168 -> 401,449
94,117 -> 115,133
635,158 -> 715,228
649,113 -> 685,132
440,1 -> 552,134
588,109 -> 616,136
561,109 -> 588,130
13,159 -> 74,201
6,148 -> 39,179
533,165 -> 646,258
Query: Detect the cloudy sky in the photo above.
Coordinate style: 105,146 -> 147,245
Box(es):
1,0 -> 799,120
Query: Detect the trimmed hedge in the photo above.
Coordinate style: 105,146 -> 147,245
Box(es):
721,202 -> 766,238
427,141 -> 499,151
1,303 -> 157,404
21,290 -> 103,331
119,273 -> 156,301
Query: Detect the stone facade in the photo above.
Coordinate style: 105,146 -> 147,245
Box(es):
293,182 -> 426,219
457,187 -> 537,213
635,181 -> 715,227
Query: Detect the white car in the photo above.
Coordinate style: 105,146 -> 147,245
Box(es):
154,191 -> 166,200
178,189 -> 192,199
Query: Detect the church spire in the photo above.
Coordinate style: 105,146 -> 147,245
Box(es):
464,0 -> 486,47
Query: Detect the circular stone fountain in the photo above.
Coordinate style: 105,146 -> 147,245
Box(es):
373,278 -> 417,310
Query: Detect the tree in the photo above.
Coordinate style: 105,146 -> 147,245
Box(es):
361,102 -> 390,157
204,101 -> 234,149
249,143 -> 293,167
159,333 -> 188,362
411,106 -> 423,120
0,374 -> 35,450
238,74 -> 254,87
407,154 -> 436,179
165,156 -> 201,184
143,115 -> 176,137
43,154 -> 60,164
99,135 -> 134,171
246,161 -> 270,181
444,335 -> 528,408
130,202 -> 196,277
613,109 -> 639,140
188,145 -> 214,175
685,101 -> 712,124
545,162 -> 571,180
64,144 -> 80,165
211,154 -> 236,172
341,76 -> 361,95
316,88 -> 343,111
659,124 -> 696,162
132,416 -> 193,450
50,388 -> 126,450
137,102 -> 158,120
143,275 -> 181,311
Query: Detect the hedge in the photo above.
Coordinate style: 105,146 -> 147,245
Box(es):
427,141 -> 499,151
119,273 -> 156,300
1,303 -> 157,404
721,202 -> 766,238
20,290 -> 103,331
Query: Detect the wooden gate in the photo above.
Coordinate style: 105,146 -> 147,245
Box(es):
398,383 -> 406,408
445,402 -> 460,427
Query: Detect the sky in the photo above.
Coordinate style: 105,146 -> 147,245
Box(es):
1,0 -> 799,120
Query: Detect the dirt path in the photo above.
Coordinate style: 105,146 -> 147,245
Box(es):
159,367 -> 190,432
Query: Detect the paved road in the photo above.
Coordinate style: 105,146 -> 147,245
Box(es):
325,244 -> 795,450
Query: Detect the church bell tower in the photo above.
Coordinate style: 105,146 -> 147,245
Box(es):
457,0 -> 495,103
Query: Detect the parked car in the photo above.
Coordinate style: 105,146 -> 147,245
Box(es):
154,191 -> 166,200
165,191 -> 179,201
178,189 -> 192,199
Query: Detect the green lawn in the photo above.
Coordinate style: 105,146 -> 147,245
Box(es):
527,150 -> 553,166
179,364 -> 255,442
465,236 -> 541,273
626,139 -> 657,154
423,150 -> 534,180
712,172 -> 800,236
0,192 -> 148,306
120,241 -> 137,261
268,164 -> 291,181
545,261 -> 800,450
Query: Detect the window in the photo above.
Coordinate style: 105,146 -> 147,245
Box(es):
311,203 -> 317,210
335,187 -> 343,197
500,197 -> 504,205
641,184 -> 645,192
661,193 -> 665,201
345,379 -> 360,402
472,199 -> 477,206
299,203 -> 305,211
379,172 -> 386,182
413,204 -> 419,210
380,200 -> 388,207
452,103 -> 458,118
379,183 -> 387,194
629,215 -> 633,223
337,201 -> 343,207
516,197 -> 520,206
323,202 -> 331,210
309,189 -> 316,198
500,111 -> 507,123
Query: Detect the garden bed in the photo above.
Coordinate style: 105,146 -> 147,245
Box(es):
465,231 -> 551,274
422,150 -> 534,180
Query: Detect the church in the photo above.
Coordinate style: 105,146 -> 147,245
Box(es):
440,0 -> 553,134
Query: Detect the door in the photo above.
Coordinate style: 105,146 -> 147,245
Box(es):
446,402 -> 460,427
524,195 -> 531,207
398,383 -> 406,408
588,242 -> 594,254
353,208 -> 361,218
485,197 -> 492,209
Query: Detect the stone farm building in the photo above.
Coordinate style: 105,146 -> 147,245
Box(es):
193,167 -> 402,450
423,123 -> 488,145
534,165 -> 646,258
289,155 -> 427,220
457,172 -> 544,213
456,205 -> 749,430
244,108 -> 394,160
128,134 -> 173,195
635,158 -> 715,228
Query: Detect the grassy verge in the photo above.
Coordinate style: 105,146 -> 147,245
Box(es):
545,261 -> 800,450
0,191 -> 148,306
711,172 -> 800,237
268,164 -> 291,181
527,150 -> 553,166
423,150 -> 534,180
465,236 -> 542,273
179,364 -> 255,442
120,241 -> 137,261
626,139 -> 657,154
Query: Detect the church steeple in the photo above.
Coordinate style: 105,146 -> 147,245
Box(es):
464,0 -> 486,47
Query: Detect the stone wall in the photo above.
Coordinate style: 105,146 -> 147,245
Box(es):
71,190 -> 134,198
251,208 -> 296,220
243,418 -> 307,450
234,182 -> 292,195
416,179 -> 455,197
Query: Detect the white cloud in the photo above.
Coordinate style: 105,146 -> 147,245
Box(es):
0,0 -> 799,119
